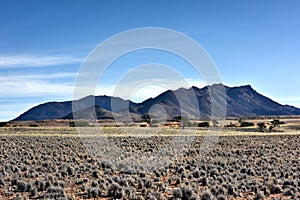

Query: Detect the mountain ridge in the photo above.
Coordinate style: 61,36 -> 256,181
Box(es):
13,84 -> 300,121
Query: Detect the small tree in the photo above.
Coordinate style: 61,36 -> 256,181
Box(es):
180,116 -> 193,127
173,116 -> 182,122
141,115 -> 152,124
271,119 -> 284,127
171,115 -> 193,127
269,125 -> 274,132
238,118 -> 244,124
212,120 -> 219,127
198,121 -> 210,127
257,122 -> 266,132
69,121 -> 91,127
0,122 -> 7,127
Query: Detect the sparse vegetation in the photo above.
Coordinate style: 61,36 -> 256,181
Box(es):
0,125 -> 299,199
257,122 -> 267,132
0,122 -> 7,127
238,119 -> 254,127
198,121 -> 210,127
69,120 -> 91,127
141,114 -> 152,124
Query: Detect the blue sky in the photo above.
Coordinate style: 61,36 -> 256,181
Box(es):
0,0 -> 300,121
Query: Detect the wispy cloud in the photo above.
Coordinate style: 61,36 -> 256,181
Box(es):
0,72 -> 77,80
0,72 -> 75,98
0,54 -> 83,68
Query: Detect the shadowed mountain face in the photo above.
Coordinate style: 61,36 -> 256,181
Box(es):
14,96 -> 137,121
13,84 -> 300,121
225,85 -> 300,116
62,105 -> 118,120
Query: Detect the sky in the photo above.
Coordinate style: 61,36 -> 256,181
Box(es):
0,0 -> 300,121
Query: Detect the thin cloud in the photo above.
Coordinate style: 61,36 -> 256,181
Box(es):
0,72 -> 75,98
0,80 -> 74,98
0,72 -> 77,80
0,54 -> 83,68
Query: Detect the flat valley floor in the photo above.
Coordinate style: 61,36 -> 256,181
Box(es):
0,126 -> 299,199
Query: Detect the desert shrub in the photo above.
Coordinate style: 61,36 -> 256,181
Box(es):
201,191 -> 214,200
0,178 -> 5,187
193,169 -> 200,178
139,171 -> 146,178
17,181 -> 27,192
209,168 -> 218,176
177,166 -> 185,174
30,187 -> 37,197
283,179 -> 292,188
180,187 -> 193,200
124,188 -> 132,197
253,192 -> 264,200
270,184 -> 281,194
212,120 -> 219,127
201,177 -> 209,186
11,178 -> 18,186
181,116 -> 193,127
69,121 -> 91,127
217,195 -> 227,200
12,196 -> 23,200
271,119 -> 284,125
257,122 -> 266,132
29,124 -> 39,127
141,114 -> 152,124
283,189 -> 294,196
240,121 -> 254,127
45,186 -> 66,198
152,191 -> 164,200
247,168 -> 256,176
198,121 -> 210,127
87,187 -> 100,198
217,186 -> 226,196
173,189 -> 182,198
227,184 -> 235,196
144,178 -> 152,188
108,183 -> 123,198
0,122 -> 7,127
66,166 -> 74,176
92,170 -> 100,178
91,180 -> 98,187
26,182 -> 33,191
210,185 -> 219,196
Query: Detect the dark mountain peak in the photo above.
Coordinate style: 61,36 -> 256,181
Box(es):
229,84 -> 254,91
211,83 -> 226,87
241,84 -> 252,88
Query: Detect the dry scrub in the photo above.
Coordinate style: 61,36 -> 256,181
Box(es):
0,127 -> 299,199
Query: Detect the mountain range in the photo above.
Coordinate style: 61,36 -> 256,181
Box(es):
13,84 -> 300,121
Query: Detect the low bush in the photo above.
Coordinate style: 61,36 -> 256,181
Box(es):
198,121 -> 210,127
69,121 -> 91,127
201,191 -> 214,200
240,121 -> 254,127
